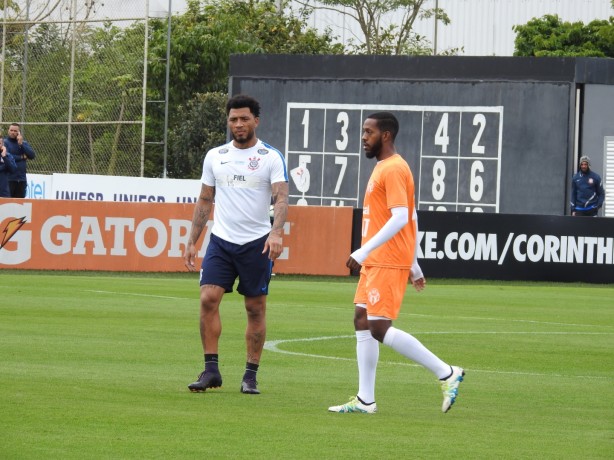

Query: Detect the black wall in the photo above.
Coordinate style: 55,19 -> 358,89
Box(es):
346,209 -> 614,283
229,55 -> 614,216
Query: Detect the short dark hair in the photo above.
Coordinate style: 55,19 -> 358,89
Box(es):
226,94 -> 260,118
9,122 -> 20,128
366,112 -> 399,140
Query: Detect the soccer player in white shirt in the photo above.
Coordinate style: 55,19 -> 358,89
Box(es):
184,94 -> 289,395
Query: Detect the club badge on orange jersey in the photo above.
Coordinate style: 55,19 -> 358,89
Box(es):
368,288 -> 380,305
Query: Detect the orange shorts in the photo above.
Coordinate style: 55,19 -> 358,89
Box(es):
353,265 -> 410,320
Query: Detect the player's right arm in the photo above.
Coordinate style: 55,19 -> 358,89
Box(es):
346,206 -> 408,270
184,183 -> 215,272
409,208 -> 426,291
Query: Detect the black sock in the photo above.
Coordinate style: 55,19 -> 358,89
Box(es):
439,365 -> 453,381
357,396 -> 374,406
243,362 -> 259,381
204,354 -> 219,373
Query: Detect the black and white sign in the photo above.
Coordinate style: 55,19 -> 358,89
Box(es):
415,211 -> 614,283
285,103 -> 503,212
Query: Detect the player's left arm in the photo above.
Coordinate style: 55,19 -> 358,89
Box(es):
264,180 -> 289,260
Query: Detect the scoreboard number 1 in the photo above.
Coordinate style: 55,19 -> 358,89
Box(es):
285,103 -> 503,212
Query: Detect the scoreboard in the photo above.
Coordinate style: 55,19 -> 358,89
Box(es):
286,103 -> 503,212
227,54 -> 609,215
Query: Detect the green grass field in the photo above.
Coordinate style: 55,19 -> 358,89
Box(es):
1,271 -> 612,459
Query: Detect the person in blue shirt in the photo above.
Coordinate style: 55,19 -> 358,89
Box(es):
0,141 -> 17,198
5,123 -> 36,198
570,156 -> 605,217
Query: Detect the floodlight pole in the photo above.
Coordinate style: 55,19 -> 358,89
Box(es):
433,0 -> 439,56
21,0 -> 31,131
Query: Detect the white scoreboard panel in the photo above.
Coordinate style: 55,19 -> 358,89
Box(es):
285,103 -> 503,213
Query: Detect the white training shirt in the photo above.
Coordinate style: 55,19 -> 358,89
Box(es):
201,139 -> 288,245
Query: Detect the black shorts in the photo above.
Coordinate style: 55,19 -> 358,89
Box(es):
200,233 -> 273,297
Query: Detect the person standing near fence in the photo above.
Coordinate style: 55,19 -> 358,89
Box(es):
5,123 -> 36,198
328,112 -> 464,415
570,156 -> 605,217
0,138 -> 17,198
184,94 -> 289,395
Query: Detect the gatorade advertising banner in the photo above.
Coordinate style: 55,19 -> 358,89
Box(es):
0,200 -> 353,276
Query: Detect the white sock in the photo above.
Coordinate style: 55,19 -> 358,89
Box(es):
383,326 -> 451,379
356,330 -> 379,404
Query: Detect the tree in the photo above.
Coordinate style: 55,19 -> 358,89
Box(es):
165,92 -> 227,180
1,0 -> 343,178
146,0 -> 344,178
513,14 -> 614,58
147,0 -> 343,107
294,0 -> 451,55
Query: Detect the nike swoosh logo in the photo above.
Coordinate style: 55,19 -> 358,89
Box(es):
221,161 -> 231,164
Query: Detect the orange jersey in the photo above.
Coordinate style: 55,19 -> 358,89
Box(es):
361,153 -> 416,268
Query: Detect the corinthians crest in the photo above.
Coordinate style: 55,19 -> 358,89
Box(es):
248,157 -> 261,170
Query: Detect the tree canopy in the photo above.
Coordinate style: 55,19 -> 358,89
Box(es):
513,14 -> 614,58
296,0 -> 452,55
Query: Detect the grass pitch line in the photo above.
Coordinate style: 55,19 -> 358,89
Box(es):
265,335 -> 356,361
265,334 -> 611,380
313,306 -> 610,329
84,289 -> 190,301
399,312 -> 613,329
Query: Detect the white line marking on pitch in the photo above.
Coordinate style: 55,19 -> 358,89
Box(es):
264,335 -> 612,380
314,305 -> 613,329
84,290 -> 189,300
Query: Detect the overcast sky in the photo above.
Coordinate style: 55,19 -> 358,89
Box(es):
149,0 -> 187,15
81,0 -> 188,19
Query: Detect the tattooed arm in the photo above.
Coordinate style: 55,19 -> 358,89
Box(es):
184,184 -> 215,271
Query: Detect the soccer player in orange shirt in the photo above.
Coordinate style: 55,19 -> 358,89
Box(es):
328,112 -> 464,414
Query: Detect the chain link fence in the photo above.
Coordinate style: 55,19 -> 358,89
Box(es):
0,0 -> 153,176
